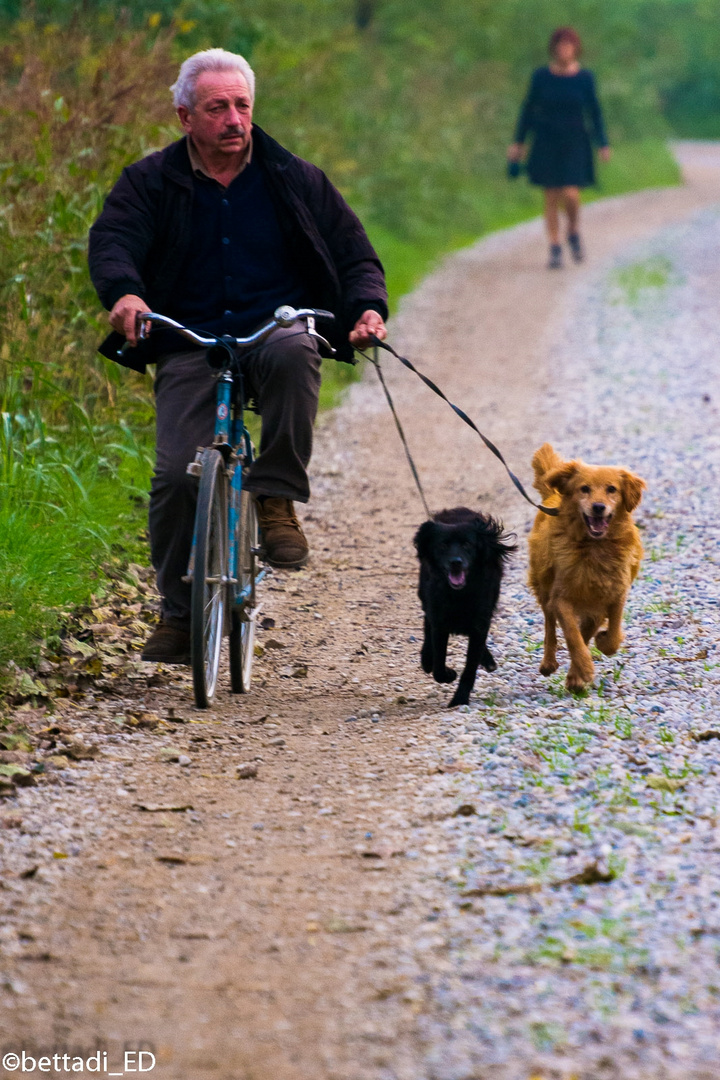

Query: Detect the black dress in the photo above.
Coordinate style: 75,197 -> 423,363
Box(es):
514,67 -> 608,188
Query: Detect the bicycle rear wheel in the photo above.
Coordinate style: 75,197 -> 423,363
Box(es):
229,488 -> 258,693
191,448 -> 227,708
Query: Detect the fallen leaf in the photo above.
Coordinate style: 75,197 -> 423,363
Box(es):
325,918 -> 367,933
0,765 -> 35,787
453,804 -> 476,817
646,775 -> 686,792
462,860 -> 616,897
135,803 -> 194,813
158,748 -> 183,763
669,648 -> 708,663
156,854 -> 187,865
562,861 -> 615,886
462,879 -> 541,898
136,711 -> 161,729
0,733 -> 32,753
62,740 -> 100,761
693,730 -> 720,742
60,636 -> 97,659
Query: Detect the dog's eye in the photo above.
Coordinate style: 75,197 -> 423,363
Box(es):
606,485 -> 617,494
580,485 -> 591,494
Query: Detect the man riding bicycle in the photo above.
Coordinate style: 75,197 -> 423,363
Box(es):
88,48 -> 388,664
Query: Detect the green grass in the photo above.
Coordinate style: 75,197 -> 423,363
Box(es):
0,406 -> 152,672
610,253 -> 678,305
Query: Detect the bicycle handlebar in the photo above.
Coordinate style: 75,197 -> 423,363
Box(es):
117,305 -> 336,359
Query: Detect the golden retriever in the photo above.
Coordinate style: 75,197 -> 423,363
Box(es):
528,443 -> 646,692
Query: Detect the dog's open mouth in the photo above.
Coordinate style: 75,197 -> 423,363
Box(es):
583,513 -> 611,538
448,564 -> 467,589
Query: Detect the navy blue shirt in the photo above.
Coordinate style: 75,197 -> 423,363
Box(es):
514,67 -> 608,146
165,154 -> 310,345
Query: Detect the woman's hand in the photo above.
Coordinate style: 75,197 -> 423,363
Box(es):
507,143 -> 524,162
599,146 -> 612,164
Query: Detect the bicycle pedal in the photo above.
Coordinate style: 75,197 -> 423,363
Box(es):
186,462 -> 202,477
181,574 -> 193,583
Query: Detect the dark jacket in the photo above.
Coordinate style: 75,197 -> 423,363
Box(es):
88,125 -> 388,371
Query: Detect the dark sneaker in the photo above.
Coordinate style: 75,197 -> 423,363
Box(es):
568,233 -> 584,262
257,497 -> 309,569
548,243 -> 563,269
141,617 -> 191,664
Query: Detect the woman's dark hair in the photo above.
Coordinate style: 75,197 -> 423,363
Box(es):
548,26 -> 583,58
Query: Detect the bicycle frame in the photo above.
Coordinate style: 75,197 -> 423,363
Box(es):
190,365 -> 265,610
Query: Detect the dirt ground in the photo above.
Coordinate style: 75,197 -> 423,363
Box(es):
1,145 -> 719,1080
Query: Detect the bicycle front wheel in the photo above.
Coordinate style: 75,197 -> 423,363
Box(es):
229,488 -> 258,693
191,448 -> 227,708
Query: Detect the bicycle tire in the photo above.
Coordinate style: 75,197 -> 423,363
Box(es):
191,448 -> 227,708
229,488 -> 258,693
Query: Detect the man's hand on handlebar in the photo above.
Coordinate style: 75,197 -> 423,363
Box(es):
109,293 -> 150,346
349,309 -> 387,350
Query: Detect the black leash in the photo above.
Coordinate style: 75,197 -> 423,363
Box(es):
368,348 -> 432,518
363,336 -> 559,518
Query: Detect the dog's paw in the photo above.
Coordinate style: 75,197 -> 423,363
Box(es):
448,689 -> 469,708
595,629 -> 621,656
539,658 -> 559,676
566,669 -> 592,694
481,651 -> 497,672
434,667 -> 457,684
420,648 -> 433,674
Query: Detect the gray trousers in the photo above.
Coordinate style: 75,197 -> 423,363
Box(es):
150,326 -> 322,620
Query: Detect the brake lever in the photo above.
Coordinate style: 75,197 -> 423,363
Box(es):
305,315 -> 336,357
116,312 -> 153,359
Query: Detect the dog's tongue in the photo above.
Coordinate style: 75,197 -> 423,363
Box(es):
588,516 -> 609,537
449,566 -> 467,588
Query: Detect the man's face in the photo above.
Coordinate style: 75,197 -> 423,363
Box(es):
177,69 -> 253,159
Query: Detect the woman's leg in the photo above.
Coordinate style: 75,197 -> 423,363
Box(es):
544,188 -> 562,245
562,186 -> 581,237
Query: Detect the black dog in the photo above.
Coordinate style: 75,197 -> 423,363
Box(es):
414,508 -> 515,707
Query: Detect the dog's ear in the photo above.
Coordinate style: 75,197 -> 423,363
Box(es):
620,470 -> 646,513
473,517 -> 517,561
544,460 -> 579,495
413,521 -> 437,560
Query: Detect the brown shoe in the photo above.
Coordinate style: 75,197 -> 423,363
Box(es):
141,617 -> 191,664
257,497 -> 309,569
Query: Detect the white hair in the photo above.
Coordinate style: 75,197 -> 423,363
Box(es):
170,49 -> 256,110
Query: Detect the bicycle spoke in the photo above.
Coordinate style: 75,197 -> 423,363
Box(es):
191,449 -> 227,708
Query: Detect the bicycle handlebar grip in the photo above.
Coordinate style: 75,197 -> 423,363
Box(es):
136,312 -> 154,340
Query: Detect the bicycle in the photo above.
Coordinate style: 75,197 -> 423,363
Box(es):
132,305 -> 336,708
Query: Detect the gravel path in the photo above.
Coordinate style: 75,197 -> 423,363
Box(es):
1,147 -> 720,1080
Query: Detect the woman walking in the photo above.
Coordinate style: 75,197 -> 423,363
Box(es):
508,27 -> 610,269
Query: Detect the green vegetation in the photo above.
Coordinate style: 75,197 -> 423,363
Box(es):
610,254 -> 678,305
0,1 -> 712,670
